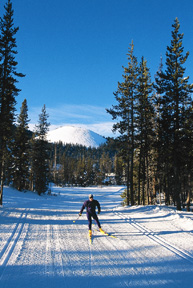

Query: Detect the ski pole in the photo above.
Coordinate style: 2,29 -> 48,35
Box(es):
73,215 -> 81,223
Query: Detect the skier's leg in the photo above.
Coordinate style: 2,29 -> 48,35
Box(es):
93,213 -> 106,233
86,212 -> 92,230
93,213 -> 101,229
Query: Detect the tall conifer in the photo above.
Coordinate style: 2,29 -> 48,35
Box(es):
0,0 -> 25,204
107,41 -> 138,205
31,105 -> 50,195
154,18 -> 193,210
135,57 -> 155,205
13,99 -> 30,191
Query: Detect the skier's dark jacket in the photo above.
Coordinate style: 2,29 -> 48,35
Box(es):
80,199 -> 101,215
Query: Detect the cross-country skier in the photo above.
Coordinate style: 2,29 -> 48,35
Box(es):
79,194 -> 105,238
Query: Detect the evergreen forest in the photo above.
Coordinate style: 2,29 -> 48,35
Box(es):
0,1 -> 193,211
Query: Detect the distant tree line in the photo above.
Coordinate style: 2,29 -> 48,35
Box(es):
49,139 -> 124,187
0,1 -> 193,211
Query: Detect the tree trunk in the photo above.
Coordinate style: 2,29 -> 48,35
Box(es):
138,151 -> 142,205
130,103 -> 134,206
186,174 -> 191,212
126,159 -> 130,206
0,159 -> 5,205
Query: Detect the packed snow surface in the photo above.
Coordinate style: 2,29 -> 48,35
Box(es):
1,186 -> 193,288
46,125 -> 106,148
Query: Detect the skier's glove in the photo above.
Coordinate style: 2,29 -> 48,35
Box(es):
98,211 -> 100,215
79,213 -> 82,216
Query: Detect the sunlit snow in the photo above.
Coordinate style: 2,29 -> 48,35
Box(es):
0,185 -> 193,288
46,125 -> 107,148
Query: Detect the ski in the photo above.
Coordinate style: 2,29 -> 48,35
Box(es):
95,229 -> 117,239
89,230 -> 93,244
88,235 -> 93,244
104,233 -> 117,239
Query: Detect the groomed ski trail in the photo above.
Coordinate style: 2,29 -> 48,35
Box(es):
0,186 -> 193,288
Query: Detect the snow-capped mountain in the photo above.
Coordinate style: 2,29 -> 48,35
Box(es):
46,125 -> 106,148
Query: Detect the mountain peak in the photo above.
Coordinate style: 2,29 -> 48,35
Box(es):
46,125 -> 106,148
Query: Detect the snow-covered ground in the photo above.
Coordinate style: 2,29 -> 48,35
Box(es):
0,185 -> 193,288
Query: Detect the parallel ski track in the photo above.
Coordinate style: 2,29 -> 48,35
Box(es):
45,224 -> 55,276
88,230 -> 92,288
71,214 -> 130,287
45,223 -> 70,288
54,223 -> 68,279
61,213 -> 92,287
66,217 -> 90,276
0,209 -> 10,218
114,211 -> 193,264
0,208 -> 29,280
94,220 -> 184,288
91,228 -> 138,287
92,224 -> 152,287
1,205 -> 192,287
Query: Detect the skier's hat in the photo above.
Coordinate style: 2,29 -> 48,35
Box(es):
89,194 -> 93,199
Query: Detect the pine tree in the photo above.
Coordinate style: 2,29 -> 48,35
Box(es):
135,57 -> 155,205
85,158 -> 95,186
183,104 -> 193,211
0,0 -> 25,205
154,18 -> 193,210
114,154 -> 124,185
31,105 -> 50,195
61,153 -> 76,185
12,99 -> 30,191
107,41 -> 138,205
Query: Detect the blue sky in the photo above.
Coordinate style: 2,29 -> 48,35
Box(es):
2,0 -> 193,137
